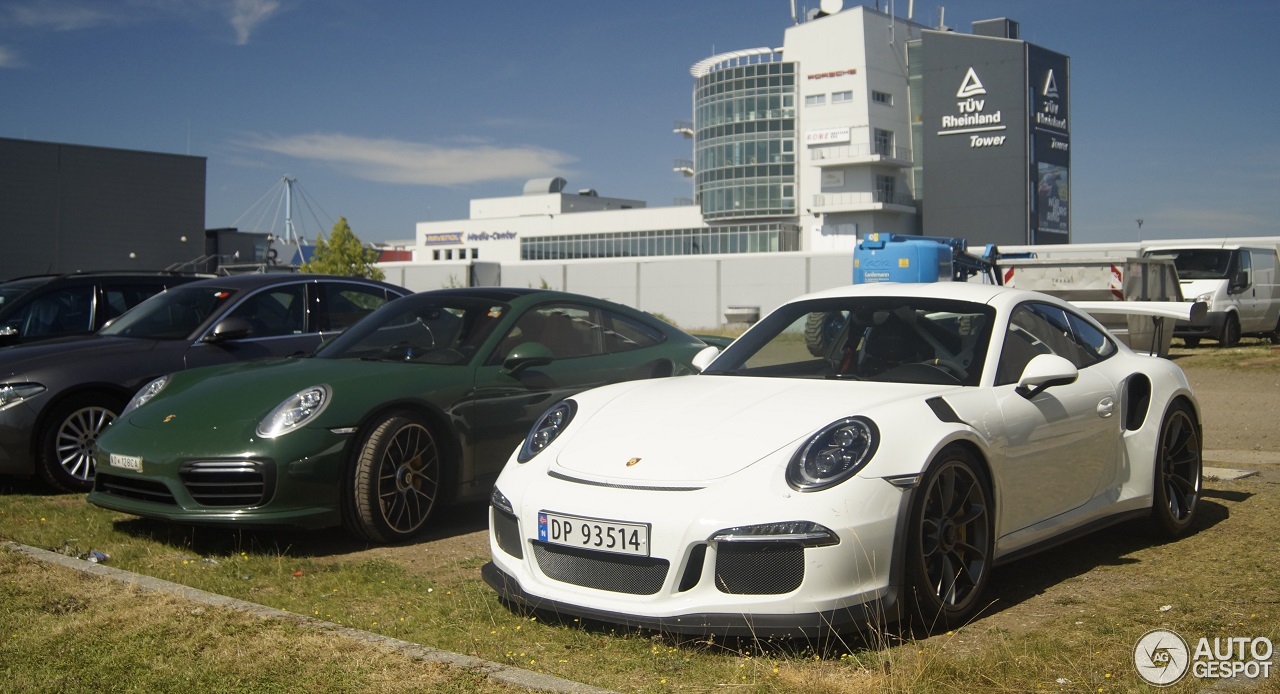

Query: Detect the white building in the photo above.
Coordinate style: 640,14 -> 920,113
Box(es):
409,3 -> 929,269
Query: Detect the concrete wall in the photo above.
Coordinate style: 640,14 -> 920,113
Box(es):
379,251 -> 856,330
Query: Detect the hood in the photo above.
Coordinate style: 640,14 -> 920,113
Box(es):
124,357 -> 464,432
0,336 -> 159,379
553,375 -> 952,485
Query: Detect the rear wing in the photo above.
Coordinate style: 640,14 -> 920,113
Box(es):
1071,300 -> 1207,357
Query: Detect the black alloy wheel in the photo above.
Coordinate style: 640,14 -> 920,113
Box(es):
904,446 -> 994,631
346,412 -> 443,544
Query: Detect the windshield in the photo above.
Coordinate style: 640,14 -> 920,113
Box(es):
704,296 -> 996,386
1145,249 -> 1234,280
100,285 -> 238,339
317,296 -> 508,365
0,280 -> 46,314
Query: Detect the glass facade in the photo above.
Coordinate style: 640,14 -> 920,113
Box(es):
694,61 -> 798,221
520,224 -> 801,260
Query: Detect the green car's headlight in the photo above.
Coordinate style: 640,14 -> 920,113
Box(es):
0,383 -> 45,411
256,385 -> 332,439
786,417 -> 879,491
122,375 -> 170,417
518,400 -> 576,462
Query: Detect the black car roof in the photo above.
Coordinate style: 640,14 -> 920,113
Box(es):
1,271 -> 209,284
176,273 -> 401,291
417,287 -> 545,302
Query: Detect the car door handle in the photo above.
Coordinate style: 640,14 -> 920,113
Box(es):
1097,397 -> 1115,418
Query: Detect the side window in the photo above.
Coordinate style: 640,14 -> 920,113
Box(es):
1237,250 -> 1252,289
489,303 -> 605,363
322,283 -> 394,332
1063,310 -> 1116,367
600,311 -> 664,353
101,283 -> 165,323
996,303 -> 1114,386
228,285 -> 307,338
21,285 -> 94,338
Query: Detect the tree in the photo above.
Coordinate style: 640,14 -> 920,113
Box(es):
300,217 -> 385,280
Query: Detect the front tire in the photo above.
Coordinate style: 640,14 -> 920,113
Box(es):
1218,313 -> 1240,348
1149,401 -> 1201,538
37,394 -> 125,493
344,412 -> 443,544
903,446 -> 994,631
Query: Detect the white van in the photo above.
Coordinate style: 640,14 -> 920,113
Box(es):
1142,244 -> 1280,347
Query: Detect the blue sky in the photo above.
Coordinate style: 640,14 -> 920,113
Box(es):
2,0 -> 1278,246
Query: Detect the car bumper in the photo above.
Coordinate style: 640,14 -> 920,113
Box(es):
0,402 -> 39,477
1172,311 -> 1225,338
485,470 -> 912,637
87,425 -> 352,529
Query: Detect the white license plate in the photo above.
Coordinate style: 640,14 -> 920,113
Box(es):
108,453 -> 143,472
538,511 -> 650,556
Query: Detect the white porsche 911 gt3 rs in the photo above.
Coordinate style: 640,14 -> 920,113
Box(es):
482,282 -> 1203,637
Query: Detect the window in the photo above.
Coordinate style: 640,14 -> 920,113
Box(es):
601,311 -> 664,353
875,175 -> 896,203
15,285 -> 93,338
230,286 -> 306,338
874,128 -> 894,157
831,91 -> 853,104
432,250 -> 440,261
490,304 -> 608,363
804,94 -> 826,107
471,248 -> 479,259
996,303 -> 1116,385
872,90 -> 893,105
321,282 -> 396,332
101,284 -> 160,322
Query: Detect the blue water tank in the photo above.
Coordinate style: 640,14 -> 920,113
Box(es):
853,234 -> 951,283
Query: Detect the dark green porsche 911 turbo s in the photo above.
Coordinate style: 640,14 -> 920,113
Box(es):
87,287 -> 716,544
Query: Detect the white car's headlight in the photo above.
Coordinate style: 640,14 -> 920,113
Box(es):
256,385 -> 331,439
518,400 -> 576,462
1195,292 -> 1214,305
787,417 -> 879,491
0,383 -> 45,411
122,375 -> 170,417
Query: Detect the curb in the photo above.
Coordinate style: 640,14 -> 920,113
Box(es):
4,541 -> 613,694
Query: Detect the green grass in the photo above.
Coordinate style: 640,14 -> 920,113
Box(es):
2,356 -> 1279,690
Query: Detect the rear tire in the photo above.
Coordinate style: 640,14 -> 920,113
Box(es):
344,412 -> 443,544
37,393 -> 125,493
903,446 -> 994,632
1149,401 -> 1201,538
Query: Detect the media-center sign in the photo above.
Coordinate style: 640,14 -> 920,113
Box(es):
921,32 -> 1069,245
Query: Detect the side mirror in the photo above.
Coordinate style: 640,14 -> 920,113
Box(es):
203,316 -> 253,343
502,341 -> 553,375
1015,354 -> 1078,399
1229,271 -> 1249,294
691,345 -> 721,373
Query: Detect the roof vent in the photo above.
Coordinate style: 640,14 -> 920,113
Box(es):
577,189 -> 598,197
523,177 -> 567,195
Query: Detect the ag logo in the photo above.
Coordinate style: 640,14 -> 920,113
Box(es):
1135,629 -> 1190,686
